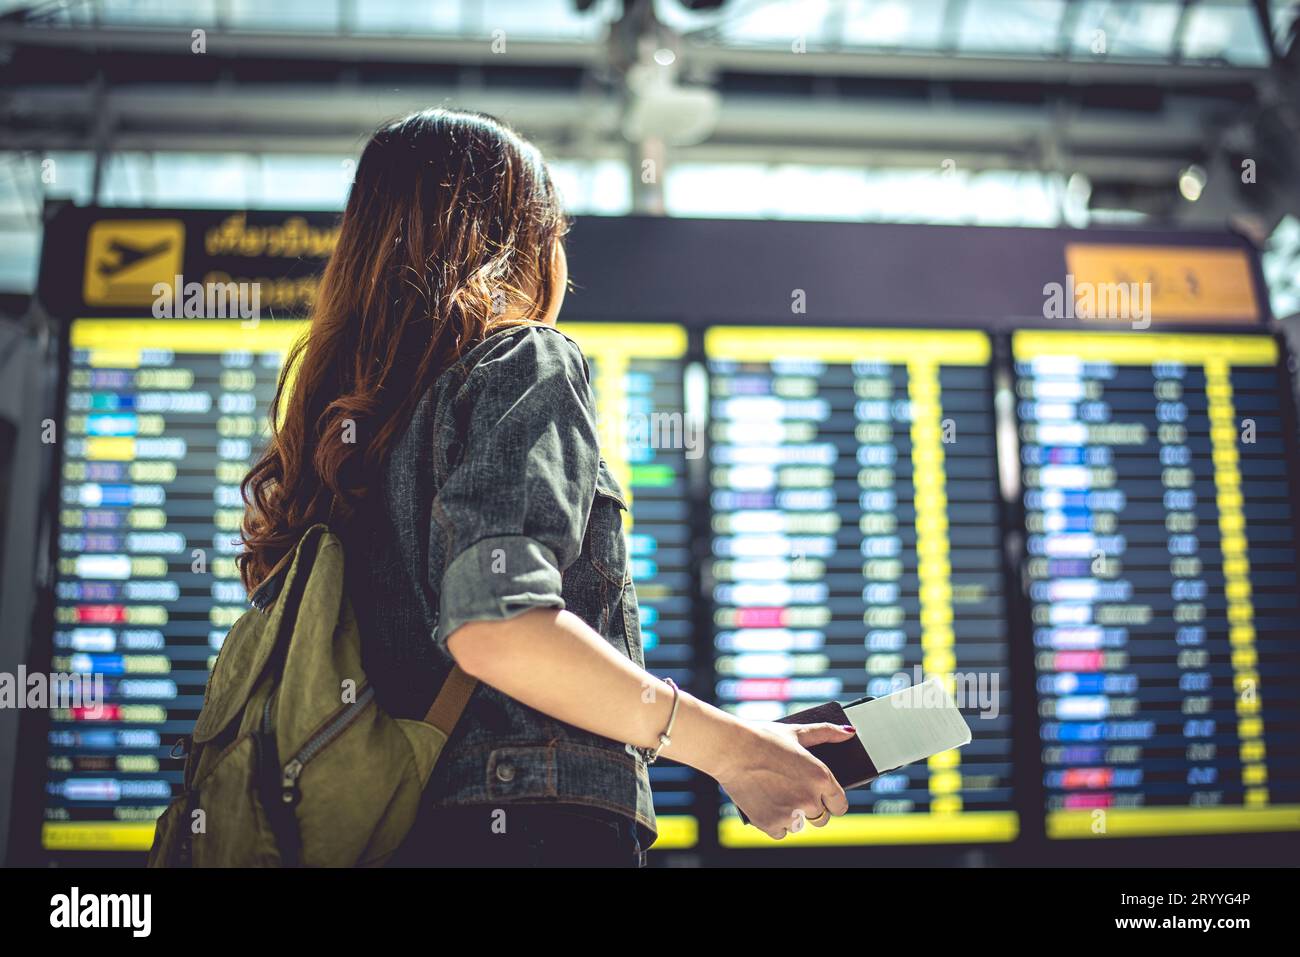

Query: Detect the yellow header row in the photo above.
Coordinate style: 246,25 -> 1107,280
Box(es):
70,321 -> 1278,369
1013,330 -> 1278,365
562,322 -> 687,359
72,320 -> 307,362
705,327 -> 991,364
71,319 -> 688,364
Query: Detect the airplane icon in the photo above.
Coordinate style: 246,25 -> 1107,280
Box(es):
96,237 -> 175,278
83,219 -> 185,306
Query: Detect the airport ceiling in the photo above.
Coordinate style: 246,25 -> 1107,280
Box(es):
1,0 -> 1298,225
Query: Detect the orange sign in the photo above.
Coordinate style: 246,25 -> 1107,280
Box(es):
1064,244 -> 1260,324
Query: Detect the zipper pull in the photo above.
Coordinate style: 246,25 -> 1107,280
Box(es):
281,759 -> 303,806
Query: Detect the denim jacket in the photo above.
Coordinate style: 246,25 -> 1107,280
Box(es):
344,324 -> 657,848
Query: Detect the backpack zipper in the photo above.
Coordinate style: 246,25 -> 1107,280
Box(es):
269,685 -> 376,807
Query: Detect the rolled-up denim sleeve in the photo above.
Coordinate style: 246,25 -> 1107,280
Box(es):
431,326 -> 599,647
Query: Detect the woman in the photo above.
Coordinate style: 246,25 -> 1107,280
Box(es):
239,108 -> 853,866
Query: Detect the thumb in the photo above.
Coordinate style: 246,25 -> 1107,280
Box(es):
793,722 -> 857,748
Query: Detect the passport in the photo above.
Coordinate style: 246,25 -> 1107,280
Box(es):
739,678 -> 972,825
774,698 -> 881,789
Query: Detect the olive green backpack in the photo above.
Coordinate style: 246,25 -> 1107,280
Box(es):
147,522 -> 476,867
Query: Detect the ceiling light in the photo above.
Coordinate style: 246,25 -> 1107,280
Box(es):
1179,165 -> 1206,202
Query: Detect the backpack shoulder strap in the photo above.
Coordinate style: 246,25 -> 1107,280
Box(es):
422,664 -> 477,736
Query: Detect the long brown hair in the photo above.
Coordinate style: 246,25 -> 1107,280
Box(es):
238,109 -> 568,589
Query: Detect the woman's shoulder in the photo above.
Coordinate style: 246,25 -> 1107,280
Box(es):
454,322 -> 590,387
399,324 -> 593,467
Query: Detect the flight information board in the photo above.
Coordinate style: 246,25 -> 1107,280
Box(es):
42,318 -> 698,853
1014,331 -> 1300,839
563,323 -> 699,850
705,328 -> 1018,847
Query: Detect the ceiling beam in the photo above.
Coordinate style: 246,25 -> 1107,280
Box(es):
0,81 -> 1214,186
3,82 -> 1215,149
0,20 -> 1268,86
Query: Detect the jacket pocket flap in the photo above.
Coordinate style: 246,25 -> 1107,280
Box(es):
595,460 -> 627,510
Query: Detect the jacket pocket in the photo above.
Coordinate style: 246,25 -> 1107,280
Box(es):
585,460 -> 628,588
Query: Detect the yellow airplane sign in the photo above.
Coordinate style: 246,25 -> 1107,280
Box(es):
83,219 -> 185,307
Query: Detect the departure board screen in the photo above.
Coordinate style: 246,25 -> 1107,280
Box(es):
563,323 -> 699,850
1014,331 -> 1300,839
43,318 -> 698,853
706,328 -> 1018,847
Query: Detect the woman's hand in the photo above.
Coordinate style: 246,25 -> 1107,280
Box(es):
713,722 -> 855,839
446,608 -> 854,840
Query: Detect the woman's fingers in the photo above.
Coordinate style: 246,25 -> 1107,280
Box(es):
797,778 -> 842,829
806,780 -> 846,825
731,719 -> 859,841
788,723 -> 852,822
821,777 -> 849,816
758,784 -> 844,837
